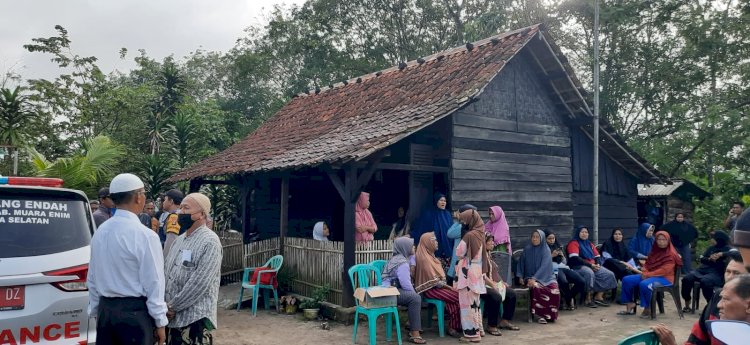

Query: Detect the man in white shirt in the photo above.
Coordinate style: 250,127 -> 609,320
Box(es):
87,173 -> 168,345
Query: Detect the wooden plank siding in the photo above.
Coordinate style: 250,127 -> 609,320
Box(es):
570,127 -> 640,241
450,57 -> 575,250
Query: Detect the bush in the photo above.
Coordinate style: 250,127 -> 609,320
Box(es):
299,284 -> 330,310
276,266 -> 296,294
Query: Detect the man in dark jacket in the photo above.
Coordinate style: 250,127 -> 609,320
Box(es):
93,187 -> 115,228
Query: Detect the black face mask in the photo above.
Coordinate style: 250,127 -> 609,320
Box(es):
177,213 -> 195,232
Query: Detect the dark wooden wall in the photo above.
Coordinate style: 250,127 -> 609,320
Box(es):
450,56 -> 575,250
249,117 -> 453,241
570,127 -> 639,240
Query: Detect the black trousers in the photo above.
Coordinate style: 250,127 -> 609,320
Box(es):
603,258 -> 631,281
96,296 -> 155,345
681,271 -> 723,302
482,287 -> 516,326
558,268 -> 586,305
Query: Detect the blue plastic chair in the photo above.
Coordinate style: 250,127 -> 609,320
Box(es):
617,330 -> 659,345
237,255 -> 284,316
348,264 -> 402,345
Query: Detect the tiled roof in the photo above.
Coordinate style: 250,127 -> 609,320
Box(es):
169,25 -> 541,181
169,24 -> 664,183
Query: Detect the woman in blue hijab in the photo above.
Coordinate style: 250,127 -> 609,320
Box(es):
413,192 -> 454,260
628,223 -> 655,261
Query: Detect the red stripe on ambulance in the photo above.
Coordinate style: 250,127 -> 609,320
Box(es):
0,321 -> 80,344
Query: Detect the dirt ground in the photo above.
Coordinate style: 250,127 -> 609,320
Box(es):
215,301 -> 695,345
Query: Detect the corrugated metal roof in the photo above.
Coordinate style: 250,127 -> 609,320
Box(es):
638,181 -> 684,197
638,180 -> 711,199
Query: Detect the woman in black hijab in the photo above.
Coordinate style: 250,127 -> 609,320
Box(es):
680,230 -> 732,312
601,227 -> 641,281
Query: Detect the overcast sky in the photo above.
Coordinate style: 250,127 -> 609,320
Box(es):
0,0 -> 306,83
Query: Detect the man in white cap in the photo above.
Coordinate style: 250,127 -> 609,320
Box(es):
164,192 -> 222,345
87,173 -> 168,345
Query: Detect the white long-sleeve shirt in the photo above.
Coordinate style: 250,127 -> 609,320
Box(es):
87,209 -> 168,327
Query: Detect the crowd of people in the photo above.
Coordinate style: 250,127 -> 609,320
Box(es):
87,173 -> 222,345
363,192 -> 750,344
85,179 -> 750,344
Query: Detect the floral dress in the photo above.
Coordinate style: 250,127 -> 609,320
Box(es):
455,240 -> 486,339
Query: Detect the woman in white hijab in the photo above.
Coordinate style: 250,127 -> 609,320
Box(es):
313,221 -> 330,241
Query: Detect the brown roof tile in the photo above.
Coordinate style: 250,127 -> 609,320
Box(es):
169,25 -> 541,181
169,24 -> 664,183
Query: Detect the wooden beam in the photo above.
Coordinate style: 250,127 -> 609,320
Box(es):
324,167 -> 346,200
200,179 -> 229,185
279,174 -> 289,256
188,178 -> 203,193
239,176 -> 252,244
354,152 -> 387,199
376,163 -> 450,173
341,164 -> 357,307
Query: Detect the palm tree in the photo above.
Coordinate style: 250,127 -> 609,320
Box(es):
29,135 -> 123,195
139,154 -> 175,200
167,110 -> 198,169
148,59 -> 187,155
0,86 -> 33,174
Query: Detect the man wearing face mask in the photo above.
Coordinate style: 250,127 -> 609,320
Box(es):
164,192 -> 222,345
87,173 -> 168,345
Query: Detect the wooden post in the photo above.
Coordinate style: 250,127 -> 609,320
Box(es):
239,176 -> 252,244
326,153 -> 384,307
342,165 -> 357,307
279,174 -> 289,256
189,178 -> 203,193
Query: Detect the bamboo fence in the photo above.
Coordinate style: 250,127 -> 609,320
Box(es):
220,237 -> 279,284
219,236 -> 393,306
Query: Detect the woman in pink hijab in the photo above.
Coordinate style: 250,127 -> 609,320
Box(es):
485,206 -> 511,252
355,192 -> 378,243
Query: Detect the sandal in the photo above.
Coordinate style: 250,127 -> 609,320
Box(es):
447,329 -> 462,338
459,337 -> 481,343
537,318 -> 548,324
594,299 -> 610,307
639,313 -> 651,319
499,323 -> 520,331
585,301 -> 598,308
617,309 -> 636,316
682,306 -> 692,313
409,336 -> 427,344
486,328 -> 502,336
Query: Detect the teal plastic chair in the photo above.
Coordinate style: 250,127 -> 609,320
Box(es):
237,255 -> 284,316
370,260 -> 387,275
617,330 -> 660,345
424,298 -> 445,337
348,264 -> 402,345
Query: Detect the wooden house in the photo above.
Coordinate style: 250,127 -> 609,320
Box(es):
637,179 -> 711,229
169,24 -> 665,305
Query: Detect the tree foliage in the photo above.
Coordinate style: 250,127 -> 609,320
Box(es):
29,135 -> 123,195
12,0 -> 750,214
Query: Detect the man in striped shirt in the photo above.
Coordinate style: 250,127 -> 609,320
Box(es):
164,192 -> 222,345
